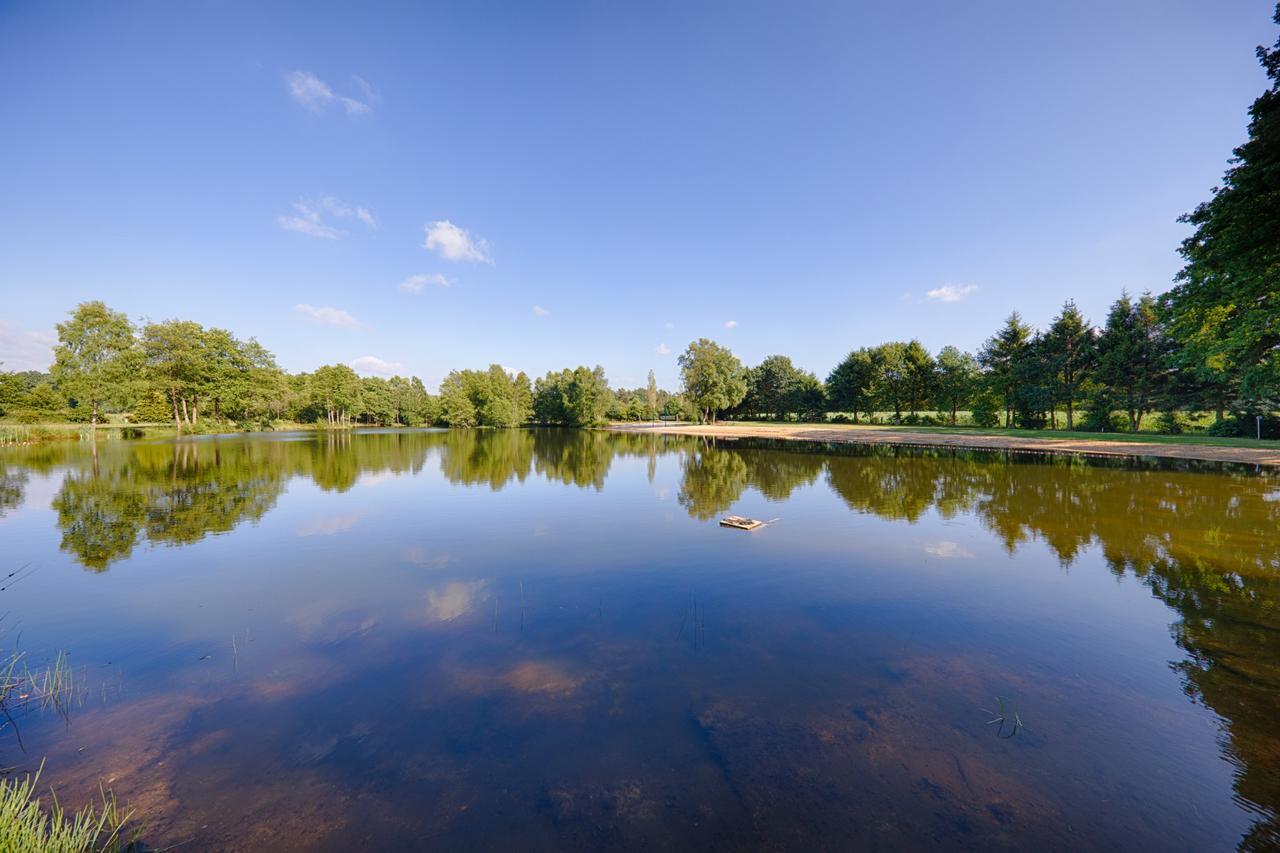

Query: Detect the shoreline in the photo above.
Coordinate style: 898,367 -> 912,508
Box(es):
607,422 -> 1280,468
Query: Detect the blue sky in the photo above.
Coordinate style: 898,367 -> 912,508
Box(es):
0,1 -> 1274,390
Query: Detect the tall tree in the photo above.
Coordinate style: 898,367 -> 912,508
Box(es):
51,301 -> 137,427
748,355 -> 804,420
1164,5 -> 1280,411
934,346 -> 979,425
1043,300 -> 1097,430
1097,293 -> 1169,433
826,348 -> 877,423
141,319 -> 208,431
979,312 -> 1033,426
678,339 -> 748,423
871,342 -> 909,419
645,370 -> 658,421
902,339 -> 936,416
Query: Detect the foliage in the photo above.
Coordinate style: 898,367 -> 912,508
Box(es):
1164,6 -> 1280,410
533,366 -> 611,426
934,346 -> 979,425
678,339 -> 748,423
826,348 -> 877,423
1097,292 -> 1169,432
978,312 -> 1033,426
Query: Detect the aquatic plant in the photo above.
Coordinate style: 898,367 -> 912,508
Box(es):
0,761 -> 137,853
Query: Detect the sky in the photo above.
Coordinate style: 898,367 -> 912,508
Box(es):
0,1 -> 1275,391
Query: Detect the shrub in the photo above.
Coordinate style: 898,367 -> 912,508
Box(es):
970,394 -> 1000,428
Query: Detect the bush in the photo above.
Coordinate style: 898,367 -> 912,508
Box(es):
1080,408 -> 1127,433
1208,413 -> 1280,439
970,395 -> 1000,428
1155,411 -> 1191,435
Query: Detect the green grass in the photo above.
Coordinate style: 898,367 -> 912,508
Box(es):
0,761 -> 136,853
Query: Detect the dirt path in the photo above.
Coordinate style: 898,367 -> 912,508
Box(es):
607,422 -> 1280,468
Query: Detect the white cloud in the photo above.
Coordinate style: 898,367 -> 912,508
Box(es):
532,305 -> 550,317
293,304 -> 361,327
423,220 -> 492,263
425,580 -> 490,623
285,70 -> 372,115
296,512 -> 364,537
399,273 -> 452,293
349,355 -> 403,376
0,322 -> 56,372
664,321 -> 675,330
278,197 -> 376,239
350,74 -> 381,104
723,320 -> 738,329
925,541 -> 975,559
656,343 -> 671,355
925,283 -> 978,303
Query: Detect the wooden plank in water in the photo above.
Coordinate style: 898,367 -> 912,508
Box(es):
720,515 -> 764,531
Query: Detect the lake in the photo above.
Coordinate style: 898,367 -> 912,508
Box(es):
1,429 -> 1277,850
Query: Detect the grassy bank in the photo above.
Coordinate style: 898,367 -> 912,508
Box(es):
0,420 -> 331,447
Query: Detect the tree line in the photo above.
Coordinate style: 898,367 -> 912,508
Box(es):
0,302 -> 677,431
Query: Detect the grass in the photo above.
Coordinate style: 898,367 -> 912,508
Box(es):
0,761 -> 137,853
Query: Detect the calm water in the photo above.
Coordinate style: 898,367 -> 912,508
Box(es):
1,429 -> 1278,851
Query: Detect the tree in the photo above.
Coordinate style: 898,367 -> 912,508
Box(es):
140,319 -> 208,431
902,340 -> 936,416
532,366 -> 611,426
645,370 -> 658,422
871,342 -> 909,419
979,312 -> 1033,426
1097,293 -> 1169,432
1043,300 -> 1097,430
310,364 -> 363,427
677,339 -> 747,423
934,346 -> 979,425
1164,6 -> 1280,411
747,355 -> 805,420
51,301 -> 137,427
826,348 -> 877,423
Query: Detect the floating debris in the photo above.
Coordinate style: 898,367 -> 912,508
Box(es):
719,516 -> 764,531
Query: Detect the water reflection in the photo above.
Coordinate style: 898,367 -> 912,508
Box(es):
3,430 -> 1279,847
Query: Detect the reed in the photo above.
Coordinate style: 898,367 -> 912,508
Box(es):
0,760 -> 137,853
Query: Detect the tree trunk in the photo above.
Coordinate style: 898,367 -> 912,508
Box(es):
1066,402 -> 1075,430
172,391 -> 182,433
192,399 -> 199,426
91,399 -> 99,428
181,396 -> 191,425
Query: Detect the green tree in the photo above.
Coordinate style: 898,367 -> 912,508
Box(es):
51,301 -> 137,427
1043,300 -> 1097,430
1097,293 -> 1168,432
310,364 -> 363,427
934,346 -> 979,425
678,339 -> 748,423
979,312 -> 1033,426
826,348 -> 877,423
140,319 -> 207,431
902,339 -> 936,417
1164,6 -> 1280,411
871,342 -> 909,419
747,355 -> 805,420
645,370 -> 659,421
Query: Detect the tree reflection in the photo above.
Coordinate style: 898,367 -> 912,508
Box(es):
6,431 -> 1280,843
